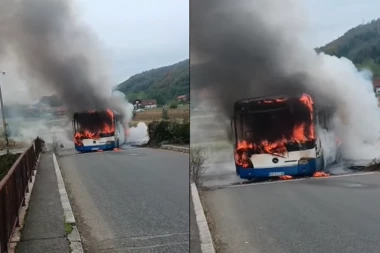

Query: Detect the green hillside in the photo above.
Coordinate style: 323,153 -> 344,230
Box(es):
116,59 -> 189,105
316,19 -> 380,77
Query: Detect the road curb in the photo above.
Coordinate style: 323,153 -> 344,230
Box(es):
8,154 -> 41,253
161,145 -> 189,153
53,153 -> 84,253
191,183 -> 216,253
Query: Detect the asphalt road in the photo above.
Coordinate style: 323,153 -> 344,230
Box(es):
202,172 -> 380,253
58,147 -> 189,253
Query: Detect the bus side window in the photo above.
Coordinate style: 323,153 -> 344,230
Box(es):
317,111 -> 326,130
75,121 -> 81,133
320,111 -> 328,130
230,117 -> 235,138
232,114 -> 240,144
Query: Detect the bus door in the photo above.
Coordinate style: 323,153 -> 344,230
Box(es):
72,118 -> 79,136
314,111 -> 322,157
114,114 -> 119,139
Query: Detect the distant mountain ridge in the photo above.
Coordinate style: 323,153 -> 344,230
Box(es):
116,59 -> 189,105
316,18 -> 380,77
36,59 -> 190,107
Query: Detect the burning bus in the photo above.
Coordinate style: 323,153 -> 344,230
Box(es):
231,93 -> 336,180
72,109 -> 122,152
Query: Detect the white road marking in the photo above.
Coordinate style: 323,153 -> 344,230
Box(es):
191,183 -> 216,253
53,153 -> 84,253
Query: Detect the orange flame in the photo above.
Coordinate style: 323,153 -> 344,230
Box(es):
279,175 -> 293,180
313,171 -> 329,177
74,109 -> 115,145
299,94 -> 315,139
234,94 -> 315,168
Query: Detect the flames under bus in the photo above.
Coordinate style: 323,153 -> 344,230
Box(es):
72,109 -> 122,152
231,93 -> 333,180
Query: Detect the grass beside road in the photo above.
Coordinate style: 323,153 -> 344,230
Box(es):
0,138 -> 28,150
133,106 -> 189,123
0,153 -> 21,181
130,118 -> 187,127
64,222 -> 74,235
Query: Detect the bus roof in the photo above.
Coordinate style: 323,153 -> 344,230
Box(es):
73,109 -> 121,117
234,94 -> 336,114
234,94 -> 306,105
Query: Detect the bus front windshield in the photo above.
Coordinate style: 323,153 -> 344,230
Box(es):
73,111 -> 115,139
236,100 -> 315,154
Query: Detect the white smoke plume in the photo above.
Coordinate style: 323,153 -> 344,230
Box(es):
111,90 -> 149,145
191,0 -> 380,165
126,122 -> 149,146
4,117 -> 72,149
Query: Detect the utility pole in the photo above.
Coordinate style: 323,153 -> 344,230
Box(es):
0,71 -> 9,155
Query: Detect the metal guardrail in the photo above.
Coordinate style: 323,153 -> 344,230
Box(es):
0,137 -> 43,253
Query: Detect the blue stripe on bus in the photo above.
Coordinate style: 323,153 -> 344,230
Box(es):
237,156 -> 323,179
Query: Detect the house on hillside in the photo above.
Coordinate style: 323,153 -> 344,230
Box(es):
374,78 -> 380,96
133,99 -> 157,109
56,106 -> 68,117
176,95 -> 188,102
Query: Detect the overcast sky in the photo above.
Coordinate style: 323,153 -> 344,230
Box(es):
304,0 -> 380,48
74,0 -> 380,84
76,0 -> 189,84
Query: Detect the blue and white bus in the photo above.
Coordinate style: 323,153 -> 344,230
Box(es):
231,93 -> 336,180
72,109 -> 123,152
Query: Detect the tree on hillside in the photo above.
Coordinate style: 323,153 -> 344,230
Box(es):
137,91 -> 148,100
317,19 -> 380,77
116,59 -> 189,105
169,101 -> 178,109
152,93 -> 166,106
126,93 -> 138,102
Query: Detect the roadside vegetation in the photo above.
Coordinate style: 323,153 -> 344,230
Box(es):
190,146 -> 208,186
0,153 -> 21,181
131,104 -> 189,125
132,105 -> 190,147
0,138 -> 28,150
147,119 -> 189,147
362,158 -> 380,171
46,136 -> 64,154
64,222 -> 74,235
0,127 -> 28,150
117,59 -> 189,105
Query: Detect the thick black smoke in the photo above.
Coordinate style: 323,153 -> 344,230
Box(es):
190,0 -> 337,117
0,0 -> 126,117
191,0 -> 380,163
74,111 -> 114,135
